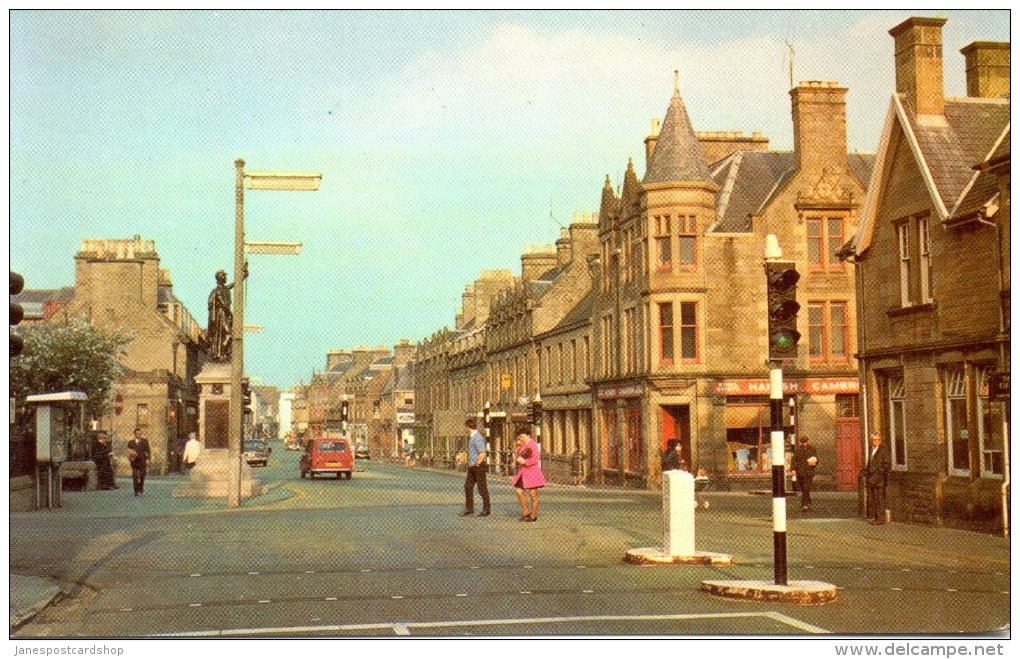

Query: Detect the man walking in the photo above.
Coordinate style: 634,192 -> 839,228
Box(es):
461,418 -> 491,517
865,433 -> 891,525
182,432 -> 202,472
792,435 -> 818,511
127,427 -> 152,496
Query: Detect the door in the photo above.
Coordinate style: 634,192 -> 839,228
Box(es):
835,418 -> 861,491
660,405 -> 691,467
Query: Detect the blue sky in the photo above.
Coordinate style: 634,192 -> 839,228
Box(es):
6,9 -> 1010,389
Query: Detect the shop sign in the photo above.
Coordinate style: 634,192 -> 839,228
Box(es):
396,410 -> 415,424
711,378 -> 859,396
596,384 -> 644,399
988,372 -> 1009,402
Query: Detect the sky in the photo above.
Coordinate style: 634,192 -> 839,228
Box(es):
6,8 -> 1011,390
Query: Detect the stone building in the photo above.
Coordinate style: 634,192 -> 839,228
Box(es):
844,17 -> 1009,532
47,236 -> 205,474
588,72 -> 872,490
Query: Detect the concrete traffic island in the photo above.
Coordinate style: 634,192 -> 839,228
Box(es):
700,579 -> 838,605
625,547 -> 732,566
626,470 -> 732,567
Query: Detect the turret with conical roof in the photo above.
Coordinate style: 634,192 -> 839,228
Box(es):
643,70 -> 713,185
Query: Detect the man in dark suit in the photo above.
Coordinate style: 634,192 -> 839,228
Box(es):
864,433 -> 892,525
127,427 -> 152,496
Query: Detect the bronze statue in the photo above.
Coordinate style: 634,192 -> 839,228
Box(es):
207,270 -> 233,361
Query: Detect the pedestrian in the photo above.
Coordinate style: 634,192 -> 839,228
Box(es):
92,430 -> 117,490
460,418 -> 490,517
127,427 -> 151,496
182,431 -> 202,472
864,433 -> 891,525
660,439 -> 683,472
511,427 -> 546,522
792,435 -> 818,511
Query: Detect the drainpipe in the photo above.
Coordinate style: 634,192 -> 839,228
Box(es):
842,244 -> 870,518
977,216 -> 1009,538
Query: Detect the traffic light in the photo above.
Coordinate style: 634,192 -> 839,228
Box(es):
10,271 -> 24,358
765,261 -> 801,360
532,398 -> 543,426
340,400 -> 349,423
241,378 -> 252,414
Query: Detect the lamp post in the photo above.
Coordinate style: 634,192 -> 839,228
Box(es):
228,158 -> 320,507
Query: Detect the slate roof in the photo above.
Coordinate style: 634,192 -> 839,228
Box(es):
550,289 -> 595,333
644,86 -> 713,185
710,151 -> 875,233
902,97 -> 1010,216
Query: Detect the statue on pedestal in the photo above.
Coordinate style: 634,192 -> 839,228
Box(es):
207,270 -> 233,362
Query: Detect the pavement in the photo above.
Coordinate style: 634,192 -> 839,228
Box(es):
8,467 -> 1010,633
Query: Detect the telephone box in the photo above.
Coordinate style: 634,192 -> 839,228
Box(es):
25,391 -> 88,509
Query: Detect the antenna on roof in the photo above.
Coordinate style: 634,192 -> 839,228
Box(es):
549,198 -> 564,228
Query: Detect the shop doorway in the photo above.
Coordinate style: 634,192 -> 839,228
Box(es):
835,419 -> 861,491
660,405 -> 691,467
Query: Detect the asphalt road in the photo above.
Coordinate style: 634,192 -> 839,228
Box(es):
9,447 -> 1011,638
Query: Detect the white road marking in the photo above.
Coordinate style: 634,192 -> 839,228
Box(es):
153,611 -> 831,637
258,600 -> 271,604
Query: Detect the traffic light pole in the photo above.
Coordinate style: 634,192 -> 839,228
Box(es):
769,361 -> 788,586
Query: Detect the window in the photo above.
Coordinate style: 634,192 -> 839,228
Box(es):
919,216 -> 933,304
570,339 -> 578,383
655,216 -> 671,270
678,215 -> 697,267
898,223 -> 912,307
887,376 -> 907,469
582,336 -> 590,380
136,403 -> 149,428
808,301 -> 849,363
603,406 -> 619,469
978,367 -> 1004,477
944,367 -> 970,475
625,404 -> 642,470
658,303 -> 674,365
622,308 -> 635,373
679,301 -> 698,363
806,216 -> 846,271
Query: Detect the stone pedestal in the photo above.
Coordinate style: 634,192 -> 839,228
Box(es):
176,362 -> 262,500
173,449 -> 263,498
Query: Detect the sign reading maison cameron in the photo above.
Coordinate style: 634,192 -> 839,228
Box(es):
711,378 -> 860,396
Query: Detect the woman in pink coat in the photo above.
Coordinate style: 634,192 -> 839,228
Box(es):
512,428 -> 546,522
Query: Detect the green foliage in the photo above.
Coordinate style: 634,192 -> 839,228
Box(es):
9,317 -> 132,419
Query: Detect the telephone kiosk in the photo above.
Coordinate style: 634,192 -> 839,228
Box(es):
25,391 -> 88,509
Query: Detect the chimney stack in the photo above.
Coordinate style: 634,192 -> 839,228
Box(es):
961,41 -> 1010,99
790,81 -> 848,175
889,17 -> 947,117
644,118 -> 661,173
521,246 -> 558,284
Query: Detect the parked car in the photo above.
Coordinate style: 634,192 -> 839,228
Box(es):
355,444 -> 371,460
300,438 -> 353,480
243,439 -> 270,467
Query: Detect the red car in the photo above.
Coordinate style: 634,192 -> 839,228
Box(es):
300,438 -> 354,480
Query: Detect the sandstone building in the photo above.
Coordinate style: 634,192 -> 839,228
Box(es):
844,18 -> 1009,532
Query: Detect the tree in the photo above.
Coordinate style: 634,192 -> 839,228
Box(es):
9,317 -> 132,420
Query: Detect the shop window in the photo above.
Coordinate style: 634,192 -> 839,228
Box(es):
943,367 -> 970,476
978,367 -> 1004,477
624,405 -> 642,470
603,406 -> 619,470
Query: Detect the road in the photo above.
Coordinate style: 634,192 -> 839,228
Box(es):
9,446 -> 1011,638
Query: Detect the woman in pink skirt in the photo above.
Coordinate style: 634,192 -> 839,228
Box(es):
512,428 -> 546,522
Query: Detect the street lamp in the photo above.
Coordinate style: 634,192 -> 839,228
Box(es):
229,158 -> 320,507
